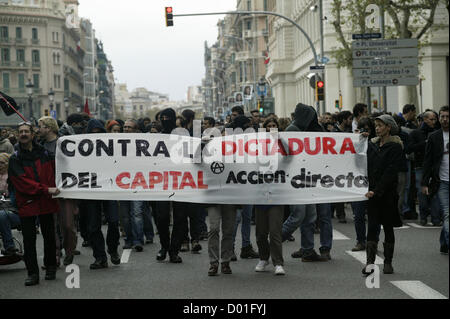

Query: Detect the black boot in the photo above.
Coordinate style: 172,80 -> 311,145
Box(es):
383,242 -> 395,274
45,266 -> 57,280
362,241 -> 378,276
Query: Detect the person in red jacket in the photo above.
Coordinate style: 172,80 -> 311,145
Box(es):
8,122 -> 60,286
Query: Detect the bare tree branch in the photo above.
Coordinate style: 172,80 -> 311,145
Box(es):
416,0 -> 440,39
331,0 -> 350,51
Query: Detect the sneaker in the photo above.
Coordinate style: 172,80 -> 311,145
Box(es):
221,262 -> 232,274
25,274 -> 39,286
45,267 -> 57,280
169,254 -> 182,263
208,263 -> 219,276
274,265 -> 285,276
240,245 -> 259,259
255,260 -> 270,272
191,241 -> 202,253
301,250 -> 328,262
134,245 -> 143,252
352,242 -> 366,252
291,248 -> 305,258
109,251 -> 121,265
180,242 -> 190,252
157,249 -> 168,261
89,259 -> 108,270
230,251 -> 237,262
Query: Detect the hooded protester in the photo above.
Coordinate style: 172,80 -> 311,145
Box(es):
363,114 -> 403,276
282,103 -> 332,262
160,108 -> 177,134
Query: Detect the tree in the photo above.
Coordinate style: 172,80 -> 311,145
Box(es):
330,0 -> 443,105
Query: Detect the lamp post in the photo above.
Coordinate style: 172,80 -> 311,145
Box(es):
64,97 -> 69,119
26,78 -> 34,120
48,88 -> 55,119
257,77 -> 267,115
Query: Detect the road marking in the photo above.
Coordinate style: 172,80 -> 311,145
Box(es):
381,225 -> 410,229
407,223 -> 442,229
346,251 -> 384,264
391,281 -> 448,299
120,249 -> 131,264
333,229 -> 350,240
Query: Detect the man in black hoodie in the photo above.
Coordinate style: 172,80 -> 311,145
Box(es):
152,108 -> 185,263
407,111 -> 442,226
283,104 -> 330,261
83,119 -> 121,269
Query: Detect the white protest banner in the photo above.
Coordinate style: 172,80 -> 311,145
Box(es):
55,132 -> 368,205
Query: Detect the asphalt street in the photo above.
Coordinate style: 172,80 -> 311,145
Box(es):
1,205 -> 448,299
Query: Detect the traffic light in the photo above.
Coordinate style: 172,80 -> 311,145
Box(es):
373,100 -> 378,109
258,100 -> 263,113
335,100 -> 339,109
165,7 -> 173,27
315,80 -> 324,101
44,109 -> 49,116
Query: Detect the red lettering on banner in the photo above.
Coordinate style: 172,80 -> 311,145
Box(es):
149,172 -> 163,189
116,172 -> 131,189
131,172 -> 148,189
260,139 -> 271,155
288,138 -> 303,155
163,171 -> 169,190
169,171 -> 182,190
197,171 -> 208,189
179,172 -> 196,189
340,138 -> 356,154
222,141 -> 236,155
270,139 -> 288,156
238,139 -> 244,156
245,139 -> 258,156
305,137 -> 321,155
323,137 -> 337,155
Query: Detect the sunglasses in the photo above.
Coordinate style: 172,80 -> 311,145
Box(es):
18,121 -> 33,127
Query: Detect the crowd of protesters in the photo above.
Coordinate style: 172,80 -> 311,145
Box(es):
0,102 -> 448,286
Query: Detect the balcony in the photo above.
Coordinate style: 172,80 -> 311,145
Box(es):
71,92 -> 82,102
15,38 -> 27,46
0,87 -> 42,97
31,39 -> 40,45
235,51 -> 260,61
64,66 -> 83,83
31,62 -> 41,69
0,37 -> 12,44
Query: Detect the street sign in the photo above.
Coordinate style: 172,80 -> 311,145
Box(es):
353,66 -> 419,79
352,47 -> 418,59
353,57 -> 418,68
353,77 -> 419,87
352,33 -> 382,40
352,38 -> 418,49
50,110 -> 56,119
321,57 -> 330,64
310,65 -> 325,70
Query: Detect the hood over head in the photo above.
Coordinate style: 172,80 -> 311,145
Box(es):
286,103 -> 323,132
87,119 -> 106,133
160,108 -> 177,133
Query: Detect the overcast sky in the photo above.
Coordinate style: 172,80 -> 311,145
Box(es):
78,0 -> 236,101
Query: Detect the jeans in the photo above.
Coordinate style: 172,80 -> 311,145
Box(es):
120,201 -> 146,246
438,181 -> 449,247
20,213 -> 56,275
86,200 -> 120,261
316,203 -> 332,250
282,204 -> 316,251
415,168 -> 442,224
0,210 -> 21,250
233,205 -> 252,249
143,201 -> 154,241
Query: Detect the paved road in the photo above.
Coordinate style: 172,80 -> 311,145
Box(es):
1,206 -> 448,299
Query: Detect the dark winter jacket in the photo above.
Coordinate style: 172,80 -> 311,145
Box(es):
160,108 -> 177,134
421,128 -> 445,194
87,119 -> 106,133
7,142 -> 58,217
407,123 -> 437,168
367,135 -> 403,227
285,103 -> 323,132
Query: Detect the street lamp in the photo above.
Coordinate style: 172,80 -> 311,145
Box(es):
26,79 -> 34,119
64,97 -> 69,119
48,88 -> 55,111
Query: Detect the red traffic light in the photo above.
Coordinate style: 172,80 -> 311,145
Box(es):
317,81 -> 324,88
166,7 -> 173,14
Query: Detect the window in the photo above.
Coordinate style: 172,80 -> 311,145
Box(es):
120,106 -> 124,111
140,105 -> 143,110
52,32 -> 59,42
1,48 -> 10,63
33,74 -> 39,88
53,51 -> 60,64
64,77 -> 69,93
246,21 -> 252,30
54,74 -> 61,89
2,73 -> 10,89
32,50 -> 40,64
16,27 -> 22,39
32,28 -> 38,40
247,0 -> 251,11
133,105 -> 137,111
18,73 -> 25,88
16,49 -> 25,62
0,26 -> 8,39
263,0 -> 268,11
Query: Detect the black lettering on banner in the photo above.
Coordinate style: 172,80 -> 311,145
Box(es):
226,171 -> 238,184
320,175 -> 334,188
78,172 -> 90,188
62,173 -> 77,188
78,140 -> 94,156
153,141 -> 170,157
248,171 -> 258,185
91,173 -> 102,188
335,175 -> 346,188
61,140 -> 76,157
354,176 -> 369,188
96,139 -> 114,156
275,171 -> 286,183
237,171 -> 247,184
264,172 -> 274,184
136,140 -> 151,157
346,172 -> 355,187
311,174 -> 322,187
117,139 -> 131,156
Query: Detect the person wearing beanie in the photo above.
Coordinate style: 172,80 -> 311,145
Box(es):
362,114 -> 403,276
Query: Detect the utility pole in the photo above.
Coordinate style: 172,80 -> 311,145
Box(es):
319,0 -> 325,114
380,3 -> 387,113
